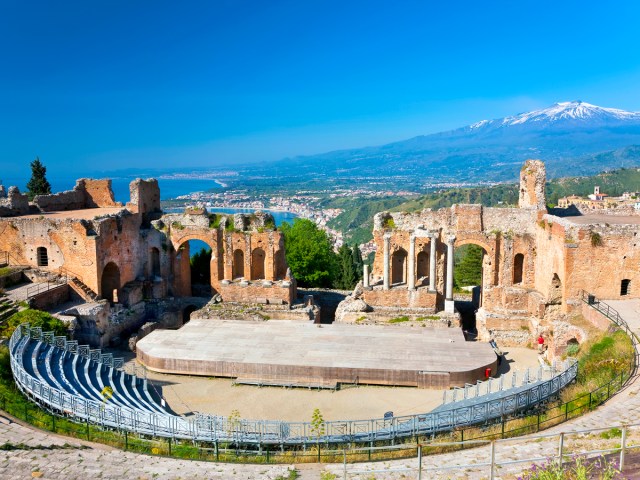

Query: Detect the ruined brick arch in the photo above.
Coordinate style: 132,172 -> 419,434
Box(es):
251,247 -> 266,280
101,262 -> 120,304
513,252 -> 525,285
233,249 -> 245,279
274,249 -> 287,280
171,234 -> 218,298
454,237 -> 497,288
170,234 -> 217,260
416,250 -> 429,279
391,247 -> 408,285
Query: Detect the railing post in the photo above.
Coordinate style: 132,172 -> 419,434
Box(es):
558,432 -> 564,467
417,444 -> 422,480
125,430 -> 128,451
620,425 -> 627,472
343,448 -> 347,480
490,440 -> 496,480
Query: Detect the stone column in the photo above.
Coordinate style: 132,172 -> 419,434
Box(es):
383,234 -> 391,290
363,264 -> 370,288
446,235 -> 456,301
429,232 -> 437,292
407,234 -> 416,290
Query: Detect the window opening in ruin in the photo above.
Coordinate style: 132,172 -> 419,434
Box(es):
621,279 -> 631,296
101,262 -> 120,304
513,253 -> 524,284
549,273 -> 562,304
416,250 -> 429,284
251,248 -> 266,280
150,247 -> 161,277
173,239 -> 214,298
233,249 -> 245,279
36,247 -> 49,267
391,248 -> 408,285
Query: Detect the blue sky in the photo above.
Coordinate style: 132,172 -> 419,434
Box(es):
1,0 -> 640,178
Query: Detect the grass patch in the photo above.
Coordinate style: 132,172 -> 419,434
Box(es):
0,267 -> 14,277
388,316 -> 410,323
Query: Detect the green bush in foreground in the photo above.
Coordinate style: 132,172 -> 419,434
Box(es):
1,309 -> 68,339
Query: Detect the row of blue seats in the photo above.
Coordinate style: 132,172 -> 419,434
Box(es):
18,336 -> 169,415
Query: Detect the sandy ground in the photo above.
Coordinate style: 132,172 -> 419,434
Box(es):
116,345 -> 539,423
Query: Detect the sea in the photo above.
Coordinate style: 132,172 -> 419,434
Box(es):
3,175 -> 297,256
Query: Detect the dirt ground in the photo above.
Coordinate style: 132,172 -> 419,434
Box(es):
119,345 -> 540,423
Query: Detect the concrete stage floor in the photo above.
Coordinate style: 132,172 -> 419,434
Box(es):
136,319 -> 497,388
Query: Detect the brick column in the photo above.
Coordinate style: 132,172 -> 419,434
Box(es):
446,235 -> 456,301
408,234 -> 416,291
429,232 -> 437,292
383,234 -> 391,290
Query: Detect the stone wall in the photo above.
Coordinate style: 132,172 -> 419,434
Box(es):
30,284 -> 70,310
34,179 -> 120,212
0,187 -> 30,217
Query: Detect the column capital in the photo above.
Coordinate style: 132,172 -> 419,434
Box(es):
428,230 -> 439,240
383,233 -> 392,241
446,235 -> 456,246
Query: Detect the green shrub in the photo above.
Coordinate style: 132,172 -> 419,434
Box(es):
1,309 -> 68,338
388,316 -> 410,323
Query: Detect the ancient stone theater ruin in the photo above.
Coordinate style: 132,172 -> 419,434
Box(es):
0,178 -> 296,347
339,159 -> 640,358
3,158 -> 637,391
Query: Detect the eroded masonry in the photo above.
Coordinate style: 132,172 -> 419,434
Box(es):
3,159 -> 640,385
0,179 -> 301,347
339,159 -> 640,357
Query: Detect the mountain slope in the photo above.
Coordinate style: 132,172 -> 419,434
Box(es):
272,101 -> 640,184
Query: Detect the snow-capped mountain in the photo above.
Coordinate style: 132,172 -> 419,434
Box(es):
273,101 -> 640,183
470,101 -> 640,130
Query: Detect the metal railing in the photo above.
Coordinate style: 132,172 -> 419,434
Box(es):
342,422 -> 640,479
10,323 -> 578,446
24,281 -> 67,300
442,360 -> 566,404
581,290 -> 640,378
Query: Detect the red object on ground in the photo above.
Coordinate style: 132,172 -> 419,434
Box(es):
537,335 -> 544,345
485,368 -> 491,378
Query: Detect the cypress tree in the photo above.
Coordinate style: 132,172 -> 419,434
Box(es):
352,244 -> 364,282
26,157 -> 52,200
336,244 -> 356,290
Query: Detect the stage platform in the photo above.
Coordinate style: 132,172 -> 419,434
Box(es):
136,319 -> 497,389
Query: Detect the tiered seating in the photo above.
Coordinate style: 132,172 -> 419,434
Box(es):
15,335 -> 172,415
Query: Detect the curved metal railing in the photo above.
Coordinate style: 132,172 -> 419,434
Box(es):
10,323 -> 578,445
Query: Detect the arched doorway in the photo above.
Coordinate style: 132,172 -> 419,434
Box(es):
101,262 -> 120,304
251,248 -> 266,280
513,253 -> 524,284
36,247 -> 49,267
391,248 -> 407,285
173,239 -> 215,298
233,249 -> 245,279
621,279 -> 631,296
453,243 -> 487,333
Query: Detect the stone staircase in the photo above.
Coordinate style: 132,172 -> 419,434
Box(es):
0,295 -> 20,327
67,277 -> 99,302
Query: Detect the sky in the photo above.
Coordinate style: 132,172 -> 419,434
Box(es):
1,0 -> 640,179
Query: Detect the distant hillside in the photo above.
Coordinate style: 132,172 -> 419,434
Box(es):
266,102 -> 640,186
331,166 -> 640,245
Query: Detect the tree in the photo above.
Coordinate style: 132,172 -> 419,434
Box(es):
280,219 -> 338,288
335,244 -> 356,290
26,157 -> 52,200
190,247 -> 212,285
351,244 -> 364,283
454,244 -> 484,287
